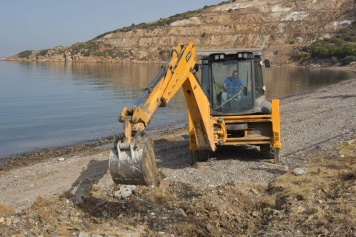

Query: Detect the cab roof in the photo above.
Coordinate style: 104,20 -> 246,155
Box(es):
196,48 -> 263,59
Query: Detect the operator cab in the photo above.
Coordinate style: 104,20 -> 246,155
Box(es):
196,49 -> 270,115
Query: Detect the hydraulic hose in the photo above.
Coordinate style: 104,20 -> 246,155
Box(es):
134,66 -> 167,106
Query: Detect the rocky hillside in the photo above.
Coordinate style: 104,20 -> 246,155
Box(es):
2,0 -> 356,65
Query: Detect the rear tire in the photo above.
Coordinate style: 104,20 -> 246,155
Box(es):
260,145 -> 274,159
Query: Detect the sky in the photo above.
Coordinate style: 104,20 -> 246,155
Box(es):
0,0 -> 224,57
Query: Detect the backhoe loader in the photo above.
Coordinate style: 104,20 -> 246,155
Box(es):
109,42 -> 281,185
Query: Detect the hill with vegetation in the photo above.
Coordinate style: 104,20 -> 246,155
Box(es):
303,21 -> 356,66
2,0 -> 356,66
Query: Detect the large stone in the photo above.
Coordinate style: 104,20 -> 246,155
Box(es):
292,167 -> 307,175
178,208 -> 187,218
50,232 -> 58,237
114,185 -> 134,200
206,223 -> 214,233
159,179 -> 170,188
252,211 -> 259,217
75,192 -> 84,205
78,232 -> 91,237
57,227 -> 67,236
0,204 -> 14,217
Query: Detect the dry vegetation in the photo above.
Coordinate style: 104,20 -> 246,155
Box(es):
266,139 -> 356,236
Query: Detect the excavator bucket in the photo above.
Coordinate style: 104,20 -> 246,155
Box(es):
109,133 -> 160,185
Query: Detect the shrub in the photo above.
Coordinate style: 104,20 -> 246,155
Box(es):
339,44 -> 356,58
227,9 -> 233,13
299,52 -> 309,60
92,49 -> 114,58
201,32 -> 207,37
341,55 -> 356,65
310,45 -> 330,58
82,51 -> 91,57
93,51 -> 105,57
17,50 -> 32,59
329,38 -> 344,45
37,49 -> 49,57
330,56 -> 338,65
307,21 -> 356,62
86,42 -> 99,52
93,9 -> 202,38
105,49 -> 114,57
289,40 -> 295,44
328,45 -> 339,56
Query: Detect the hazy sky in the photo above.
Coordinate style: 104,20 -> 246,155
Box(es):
0,0 -> 223,57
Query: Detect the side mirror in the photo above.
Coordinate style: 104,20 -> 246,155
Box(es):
264,59 -> 271,68
194,64 -> 199,72
243,86 -> 248,96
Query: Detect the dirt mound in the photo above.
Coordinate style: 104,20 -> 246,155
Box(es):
0,180 -> 268,236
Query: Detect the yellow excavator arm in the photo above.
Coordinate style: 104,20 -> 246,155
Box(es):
109,42 -> 282,186
110,43 -> 217,185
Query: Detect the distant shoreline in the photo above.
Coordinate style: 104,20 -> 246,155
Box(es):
2,57 -> 356,72
0,55 -> 164,64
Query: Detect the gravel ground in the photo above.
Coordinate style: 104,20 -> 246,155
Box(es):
156,78 -> 356,187
0,77 -> 355,211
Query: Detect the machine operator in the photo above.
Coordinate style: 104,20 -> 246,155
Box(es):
221,70 -> 244,104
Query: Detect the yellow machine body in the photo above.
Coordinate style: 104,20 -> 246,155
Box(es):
109,42 -> 281,185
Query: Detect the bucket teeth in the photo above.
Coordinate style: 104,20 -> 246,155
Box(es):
109,133 -> 160,186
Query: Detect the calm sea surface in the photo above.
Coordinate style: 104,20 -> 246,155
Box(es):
0,61 -> 354,158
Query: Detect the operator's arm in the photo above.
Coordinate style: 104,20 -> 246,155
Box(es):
238,78 -> 244,91
222,78 -> 229,91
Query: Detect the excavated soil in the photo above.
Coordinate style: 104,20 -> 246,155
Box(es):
0,68 -> 356,236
